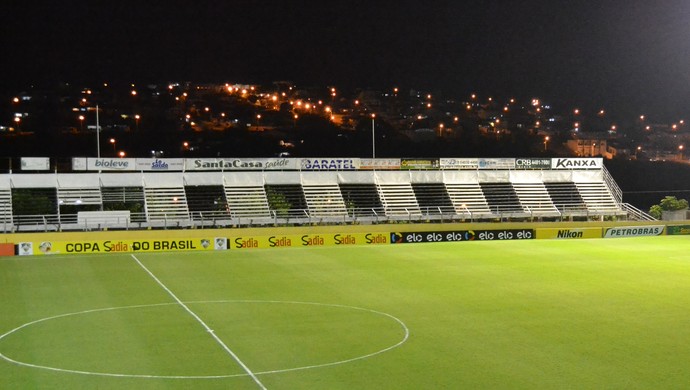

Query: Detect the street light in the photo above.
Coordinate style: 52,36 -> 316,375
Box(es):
544,136 -> 550,151
371,113 -> 376,158
13,117 -> 20,131
134,114 -> 140,131
78,115 -> 85,131
109,138 -> 116,155
679,145 -> 684,160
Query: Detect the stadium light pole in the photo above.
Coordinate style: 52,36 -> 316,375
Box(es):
371,113 -> 376,159
96,105 -> 100,158
88,105 -> 101,158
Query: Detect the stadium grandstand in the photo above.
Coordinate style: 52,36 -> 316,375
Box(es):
0,156 -> 654,232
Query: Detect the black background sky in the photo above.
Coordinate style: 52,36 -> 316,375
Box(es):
3,0 -> 690,122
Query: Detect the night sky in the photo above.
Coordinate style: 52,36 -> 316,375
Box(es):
3,0 -> 690,121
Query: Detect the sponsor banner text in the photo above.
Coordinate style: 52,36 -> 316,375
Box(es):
230,232 -> 389,249
604,225 -> 664,238
478,158 -> 516,169
135,158 -> 185,171
537,228 -> 602,239
17,238 -> 221,255
300,158 -> 359,170
360,158 -> 401,170
390,229 -> 534,243
515,158 -> 551,170
551,157 -> 602,169
185,158 -> 296,171
400,159 -> 440,170
439,158 -> 479,170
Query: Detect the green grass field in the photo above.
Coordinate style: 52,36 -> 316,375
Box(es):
2,236 -> 690,389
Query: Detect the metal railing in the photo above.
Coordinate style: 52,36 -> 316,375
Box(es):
602,164 -> 623,204
0,204 -> 641,233
620,203 -> 657,221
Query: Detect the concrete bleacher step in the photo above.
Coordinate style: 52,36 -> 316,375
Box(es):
57,188 -> 103,206
575,182 -> 621,212
512,183 -> 560,216
144,187 -> 190,220
444,183 -> 491,216
224,186 -> 271,217
0,189 -> 12,222
376,183 -> 422,216
302,184 -> 348,217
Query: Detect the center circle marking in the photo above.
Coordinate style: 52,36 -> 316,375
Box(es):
0,300 -> 409,379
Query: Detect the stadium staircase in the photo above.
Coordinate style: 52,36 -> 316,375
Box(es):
574,182 -> 622,214
144,187 -> 190,224
302,184 -> 349,219
223,185 -> 272,219
445,183 -> 492,219
512,182 -> 560,217
0,189 -> 12,227
376,182 -> 422,218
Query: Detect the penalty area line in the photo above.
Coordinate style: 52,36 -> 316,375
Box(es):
129,254 -> 267,390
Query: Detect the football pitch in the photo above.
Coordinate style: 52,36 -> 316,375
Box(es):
2,236 -> 690,389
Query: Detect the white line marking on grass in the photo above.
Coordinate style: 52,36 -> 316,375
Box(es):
0,300 -> 409,379
211,300 -> 411,376
129,254 -> 268,389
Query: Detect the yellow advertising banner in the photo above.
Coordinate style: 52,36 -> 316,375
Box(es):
536,228 -> 602,239
17,237 -> 226,256
229,232 -> 390,249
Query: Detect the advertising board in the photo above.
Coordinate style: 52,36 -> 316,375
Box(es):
439,158 -> 479,170
360,158 -> 401,170
551,157 -> 602,170
664,225 -> 690,235
17,237 -> 227,255
390,229 -> 534,244
72,157 -> 87,171
135,158 -> 185,171
515,158 -> 551,170
185,158 -> 296,171
21,157 -> 50,171
86,158 -> 137,171
400,159 -> 440,170
537,228 -> 602,239
603,225 -> 664,238
300,158 -> 359,170
478,158 -> 516,169
230,232 -> 389,249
